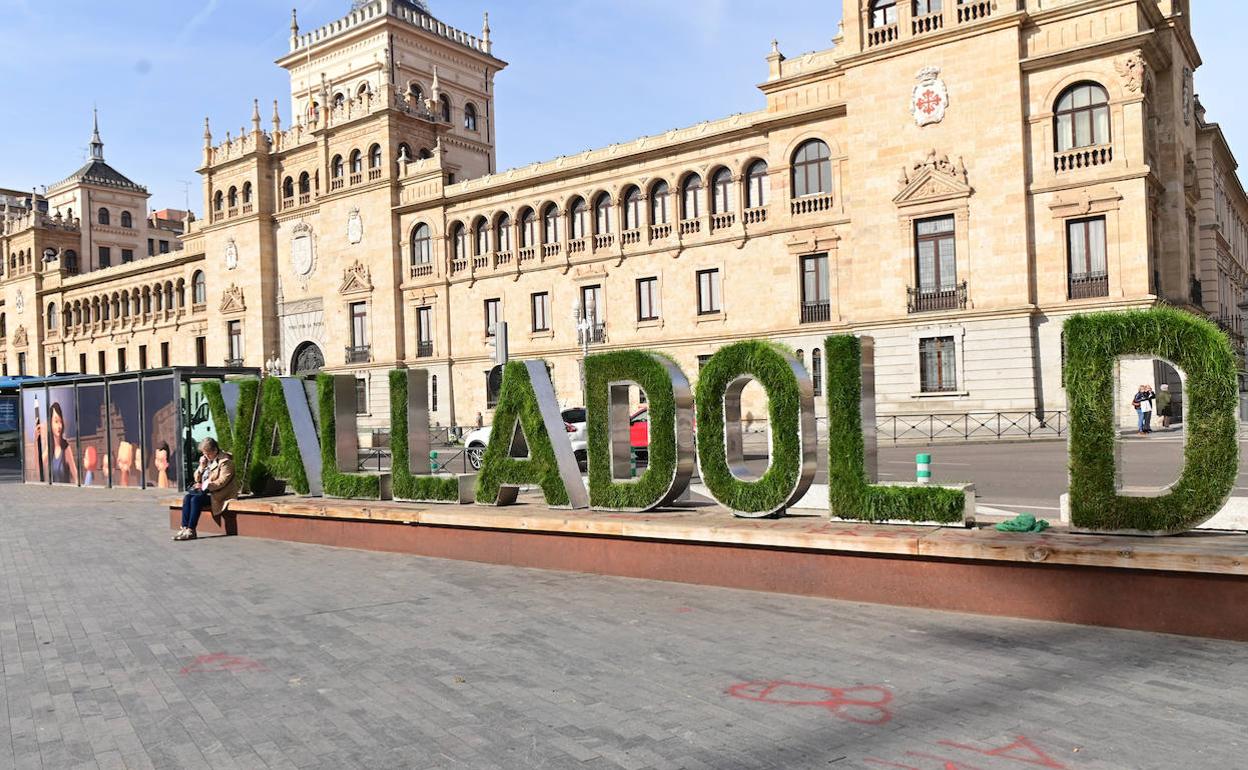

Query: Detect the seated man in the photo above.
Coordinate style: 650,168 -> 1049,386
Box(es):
175,438 -> 239,541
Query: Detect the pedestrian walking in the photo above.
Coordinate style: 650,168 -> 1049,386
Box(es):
1132,384 -> 1155,435
1157,383 -> 1173,428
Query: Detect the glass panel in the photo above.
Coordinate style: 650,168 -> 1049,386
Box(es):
1068,221 -> 1087,274
142,377 -> 178,490
1093,106 -> 1110,145
1056,114 -> 1072,152
1089,218 -> 1107,273
918,240 -> 936,290
107,380 -> 142,488
1074,112 -> 1091,148
938,236 -> 956,289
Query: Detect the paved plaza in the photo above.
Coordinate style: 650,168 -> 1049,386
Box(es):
1,482 -> 1247,769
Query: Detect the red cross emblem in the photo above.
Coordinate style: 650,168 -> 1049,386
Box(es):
916,88 -> 942,115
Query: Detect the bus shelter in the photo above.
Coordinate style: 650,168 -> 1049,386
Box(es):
16,367 -> 258,490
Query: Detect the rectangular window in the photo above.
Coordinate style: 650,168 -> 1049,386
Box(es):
531,292 -> 550,332
350,302 -> 368,348
579,285 -> 603,320
484,298 -> 501,336
417,306 -> 433,356
17,352 -> 27,377
79,353 -> 87,374
138,345 -> 147,370
1067,216 -> 1108,298
195,337 -> 207,367
915,215 -> 956,292
355,377 -> 368,415
919,337 -> 957,393
98,246 -> 111,268
147,238 -> 154,257
697,354 -> 712,372
696,269 -> 721,315
98,351 -> 106,374
117,348 -> 127,373
50,356 -> 58,375
159,240 -> 170,254
800,254 -> 830,323
161,342 -> 170,367
121,249 -> 134,264
227,321 -> 243,362
636,277 -> 659,321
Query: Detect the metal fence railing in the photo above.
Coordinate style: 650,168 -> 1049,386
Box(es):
872,411 -> 1068,445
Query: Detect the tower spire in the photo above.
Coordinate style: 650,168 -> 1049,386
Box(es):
251,98 -> 262,133
272,99 -> 282,133
89,108 -> 105,161
482,12 -> 492,54
290,8 -> 300,48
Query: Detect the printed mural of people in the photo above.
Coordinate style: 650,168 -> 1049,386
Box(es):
154,442 -> 173,489
82,445 -> 99,486
36,401 -> 78,485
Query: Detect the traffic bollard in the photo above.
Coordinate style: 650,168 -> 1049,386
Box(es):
430,450 -> 439,472
916,453 -> 931,484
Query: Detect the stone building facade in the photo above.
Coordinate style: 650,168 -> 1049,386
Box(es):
7,0 -> 1244,435
0,115 -> 192,379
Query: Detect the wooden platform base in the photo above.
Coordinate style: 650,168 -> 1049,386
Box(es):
166,496 -> 1248,641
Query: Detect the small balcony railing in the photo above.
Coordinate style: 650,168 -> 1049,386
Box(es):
410,263 -> 433,278
1068,272 -> 1110,300
621,229 -> 641,246
800,300 -> 832,324
331,178 -> 345,191
471,255 -> 488,270
227,207 -> 239,218
368,168 -> 382,181
743,207 -> 767,225
298,193 -> 311,205
650,223 -> 672,240
281,196 -> 294,210
225,358 -> 245,368
416,340 -> 434,358
242,203 -> 253,214
451,258 -> 467,274
349,173 -> 363,186
494,250 -> 513,266
678,219 -> 701,236
711,212 -> 735,232
912,10 -> 944,35
568,238 -> 586,254
957,0 -> 993,23
345,345 -> 371,364
867,24 -> 898,47
578,323 -> 607,345
593,233 -> 614,250
518,246 -> 536,263
791,192 -> 834,216
908,281 -> 968,313
541,243 -> 561,259
1054,145 -> 1113,173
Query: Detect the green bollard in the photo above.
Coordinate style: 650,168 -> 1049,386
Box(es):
916,453 -> 931,484
430,450 -> 439,472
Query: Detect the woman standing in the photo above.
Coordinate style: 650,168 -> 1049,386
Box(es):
37,402 -> 78,485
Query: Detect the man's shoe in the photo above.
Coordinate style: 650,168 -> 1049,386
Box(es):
172,527 -> 188,541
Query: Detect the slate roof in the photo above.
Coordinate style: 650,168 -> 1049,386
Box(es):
48,159 -> 147,194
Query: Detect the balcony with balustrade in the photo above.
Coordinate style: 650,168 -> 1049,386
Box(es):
1054,145 -> 1113,173
1068,272 -> 1109,300
791,193 -> 834,217
345,345 -> 371,364
800,300 -> 832,324
865,0 -> 995,49
416,340 -> 434,358
907,281 -> 968,313
410,262 -> 434,278
710,212 -> 735,232
650,223 -> 672,241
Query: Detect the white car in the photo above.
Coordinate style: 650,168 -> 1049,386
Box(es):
463,407 -> 588,470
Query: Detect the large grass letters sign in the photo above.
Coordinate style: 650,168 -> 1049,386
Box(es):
194,309 -> 1237,534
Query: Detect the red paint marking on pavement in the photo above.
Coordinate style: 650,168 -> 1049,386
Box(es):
179,653 -> 267,675
725,680 -> 893,725
937,737 -> 1069,769
674,607 -> 693,613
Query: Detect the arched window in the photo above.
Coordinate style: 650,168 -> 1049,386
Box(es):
227,187 -> 238,208
397,142 -> 413,161
63,250 -> 78,275
650,181 -> 670,225
368,144 -> 382,169
681,174 -> 702,220
1055,82 -> 1111,151
711,168 -> 734,214
439,94 -> 452,122
214,191 -> 224,211
102,296 -> 111,322
120,210 -> 133,228
542,204 -> 559,244
409,82 -> 424,104
357,81 -> 371,97
593,193 -> 612,234
418,147 -> 433,160
870,0 -> 897,27
332,92 -> 345,108
298,172 -> 310,194
47,302 -> 56,331
495,213 -> 512,252
98,207 -> 110,225
282,176 -> 294,199
792,139 -> 832,197
332,154 -> 344,178
349,150 -> 363,174
473,217 -> 489,255
411,223 -> 432,265
464,103 -> 478,131
745,160 -> 769,208
192,271 -> 206,305
449,222 -> 467,260
568,197 -> 587,239
242,182 -> 253,203
622,186 -> 642,230
812,348 -> 823,396
913,0 -> 941,15
519,208 -> 537,248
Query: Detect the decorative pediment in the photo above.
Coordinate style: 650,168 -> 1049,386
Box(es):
339,260 -> 373,295
785,227 -> 841,255
895,149 -> 971,206
219,284 -> 246,314
1049,187 -> 1122,218
12,325 -> 28,348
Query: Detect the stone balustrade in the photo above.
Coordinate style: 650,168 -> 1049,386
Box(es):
791,193 -> 834,216
1054,145 -> 1113,173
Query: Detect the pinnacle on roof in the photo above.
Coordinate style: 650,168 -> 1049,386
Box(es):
89,108 -> 104,161
46,110 -> 146,194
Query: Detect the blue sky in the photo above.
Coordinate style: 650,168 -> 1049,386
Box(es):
0,0 -> 1243,214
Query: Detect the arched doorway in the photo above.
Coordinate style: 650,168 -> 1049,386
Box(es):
291,342 -> 325,376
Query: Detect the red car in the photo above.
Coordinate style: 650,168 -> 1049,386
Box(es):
629,408 -> 650,461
